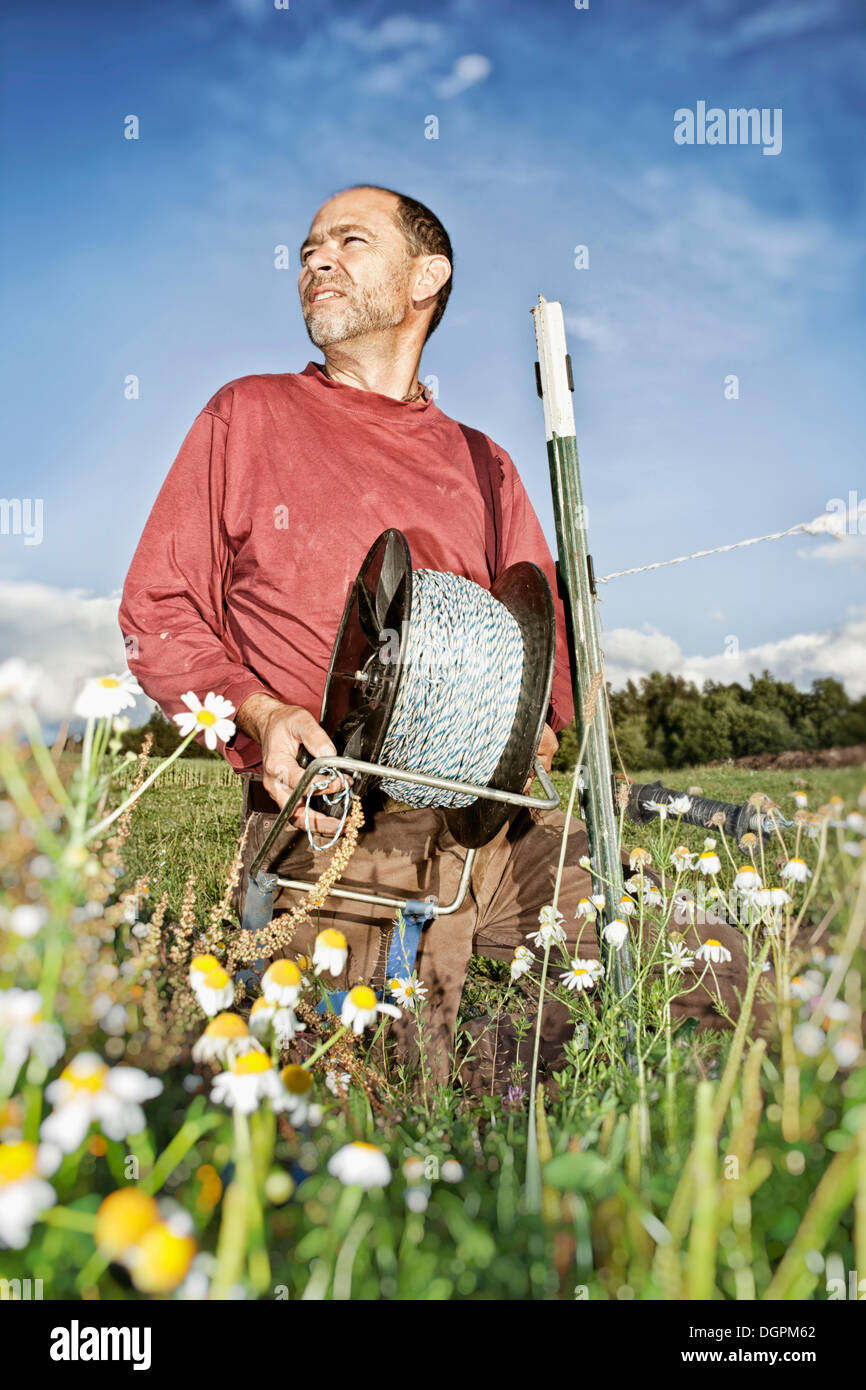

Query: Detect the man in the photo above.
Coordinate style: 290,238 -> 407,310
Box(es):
119,185 -> 758,1083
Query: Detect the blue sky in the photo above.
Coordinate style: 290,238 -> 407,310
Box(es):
1,0 -> 865,721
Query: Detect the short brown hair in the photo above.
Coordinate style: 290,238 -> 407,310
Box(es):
348,185 -> 453,340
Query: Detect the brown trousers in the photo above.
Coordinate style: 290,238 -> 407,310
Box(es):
233,777 -> 767,1086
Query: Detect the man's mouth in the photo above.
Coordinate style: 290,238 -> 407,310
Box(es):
309,288 -> 345,305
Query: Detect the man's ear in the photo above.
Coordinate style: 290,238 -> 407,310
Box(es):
413,254 -> 451,307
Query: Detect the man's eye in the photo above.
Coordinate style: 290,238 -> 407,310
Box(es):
345,236 -> 365,245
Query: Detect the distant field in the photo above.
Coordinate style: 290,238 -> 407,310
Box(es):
118,756 -> 865,920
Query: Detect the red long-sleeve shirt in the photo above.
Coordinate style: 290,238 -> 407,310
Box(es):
119,362 -> 574,771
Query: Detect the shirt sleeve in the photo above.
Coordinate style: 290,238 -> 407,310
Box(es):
493,445 -> 575,734
118,392 -> 272,770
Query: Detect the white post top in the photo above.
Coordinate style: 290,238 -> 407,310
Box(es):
531,296 -> 576,442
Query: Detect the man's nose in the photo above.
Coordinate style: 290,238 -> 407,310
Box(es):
305,244 -> 335,274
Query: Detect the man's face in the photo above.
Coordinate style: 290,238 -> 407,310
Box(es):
298,188 -> 415,348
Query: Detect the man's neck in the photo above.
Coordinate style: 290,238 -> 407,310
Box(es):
321,339 -> 424,402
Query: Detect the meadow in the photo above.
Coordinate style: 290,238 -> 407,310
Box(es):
1,684 -> 864,1302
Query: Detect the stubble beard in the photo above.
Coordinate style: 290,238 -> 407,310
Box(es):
303,262 -> 411,348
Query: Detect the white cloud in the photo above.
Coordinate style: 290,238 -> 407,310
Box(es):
434,53 -> 492,99
602,610 -> 866,699
714,0 -> 842,56
0,581 -> 150,724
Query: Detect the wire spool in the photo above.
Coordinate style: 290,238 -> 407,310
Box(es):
317,529 -> 556,848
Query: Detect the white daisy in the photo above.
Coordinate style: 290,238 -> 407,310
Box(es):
560,958 -> 604,992
789,974 -> 821,1003
261,960 -> 302,1008
0,1140 -> 58,1248
327,1141 -> 392,1189
663,940 -> 695,973
173,691 -> 236,751
670,846 -> 695,873
210,1052 -> 284,1114
642,883 -> 663,907
312,928 -> 348,978
40,1053 -> 162,1153
526,907 -> 568,950
618,894 -> 636,917
510,945 -> 535,981
74,672 -> 140,720
272,1065 -> 315,1124
781,857 -> 812,884
273,1007 -> 306,1046
191,1013 -> 262,1066
697,849 -> 722,876
733,866 -> 762,892
192,966 -> 235,1018
669,795 -> 692,816
388,975 -> 428,1011
602,919 -> 629,951
574,898 -> 597,920
0,989 -> 64,1079
340,985 -> 400,1035
695,939 -> 733,965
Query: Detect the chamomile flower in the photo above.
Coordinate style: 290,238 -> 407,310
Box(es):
560,958 -> 604,992
126,1211 -> 197,1294
94,1187 -> 160,1261
0,1140 -> 58,1248
173,691 -> 236,750
328,1141 -> 392,1190
193,966 -> 235,1018
697,849 -> 722,876
510,945 -> 535,981
191,1013 -> 261,1066
40,1053 -> 162,1153
663,940 -> 695,973
769,886 -> 792,908
273,1007 -> 306,1046
340,985 -> 400,1034
629,847 -> 652,872
388,975 -> 428,1010
189,954 -> 222,988
695,939 -> 732,965
248,997 -> 276,1041
618,894 -> 636,917
0,989 -> 64,1077
781,857 -> 812,883
670,846 -> 695,872
669,795 -> 692,816
74,671 -> 140,720
602,920 -> 629,951
793,791 -> 808,809
261,959 -> 302,1007
312,928 -> 348,978
527,906 -> 567,950
575,898 -> 597,921
642,883 -> 663,907
210,1052 -> 284,1114
733,866 -> 762,892
273,1065 -> 315,1124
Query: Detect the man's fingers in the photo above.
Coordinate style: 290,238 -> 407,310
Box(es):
288,807 -> 344,836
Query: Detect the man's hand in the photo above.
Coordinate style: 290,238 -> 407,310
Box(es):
236,693 -> 349,837
523,722 -> 558,795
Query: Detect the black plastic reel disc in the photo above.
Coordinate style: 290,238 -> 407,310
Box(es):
444,560 -> 556,848
317,528 -> 412,797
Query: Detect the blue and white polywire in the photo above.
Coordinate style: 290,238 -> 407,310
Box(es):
379,569 -> 525,808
